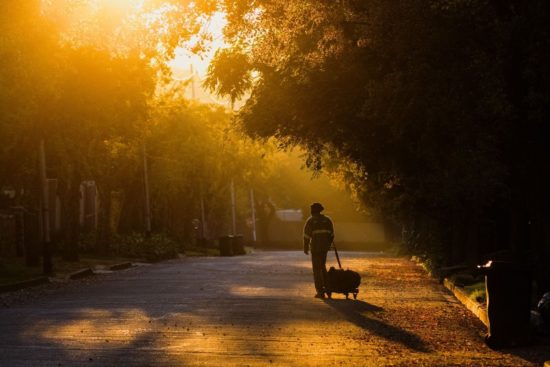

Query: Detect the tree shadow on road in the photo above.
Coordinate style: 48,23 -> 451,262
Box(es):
323,298 -> 431,353
500,335 -> 550,366
2,252 -> 432,365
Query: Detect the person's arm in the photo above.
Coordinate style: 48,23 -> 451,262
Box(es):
303,219 -> 311,254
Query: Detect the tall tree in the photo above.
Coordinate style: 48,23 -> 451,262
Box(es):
203,0 -> 550,282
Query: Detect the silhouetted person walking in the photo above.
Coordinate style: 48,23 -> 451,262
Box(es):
303,202 -> 334,298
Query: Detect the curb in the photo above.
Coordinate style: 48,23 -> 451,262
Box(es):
67,268 -> 94,280
0,277 -> 50,293
444,278 -> 489,327
1,261 -> 138,294
109,262 -> 133,271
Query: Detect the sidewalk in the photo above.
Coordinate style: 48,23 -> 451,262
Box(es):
0,251 -> 548,366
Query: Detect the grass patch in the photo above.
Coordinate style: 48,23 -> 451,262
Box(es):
449,272 -> 479,287
464,281 -> 486,304
0,258 -> 43,286
0,234 -> 230,287
112,233 -> 179,262
0,255 -> 140,286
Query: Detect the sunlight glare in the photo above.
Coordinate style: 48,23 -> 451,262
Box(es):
169,11 -> 228,79
97,0 -> 145,12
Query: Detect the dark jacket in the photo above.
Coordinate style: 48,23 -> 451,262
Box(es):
303,213 -> 334,253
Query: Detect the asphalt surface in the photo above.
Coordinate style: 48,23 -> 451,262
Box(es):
0,251 -> 548,366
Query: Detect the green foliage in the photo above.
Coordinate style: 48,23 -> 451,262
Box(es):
0,0 -> 372,276
112,233 -> 179,262
205,0 -> 550,278
204,48 -> 253,104
0,257 -> 43,285
145,97 -> 280,238
450,273 -> 480,287
3,0 -> 549,295
465,282 -> 486,304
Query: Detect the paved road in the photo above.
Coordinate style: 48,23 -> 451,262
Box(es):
0,251 -> 548,366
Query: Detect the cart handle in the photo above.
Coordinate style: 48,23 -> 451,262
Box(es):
333,242 -> 343,270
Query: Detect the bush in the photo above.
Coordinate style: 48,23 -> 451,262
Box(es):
112,233 -> 179,262
450,272 -> 479,287
465,282 -> 486,304
78,232 -> 97,253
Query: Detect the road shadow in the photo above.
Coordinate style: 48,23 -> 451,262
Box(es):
0,251 -> 451,365
323,298 -> 431,353
500,335 -> 550,365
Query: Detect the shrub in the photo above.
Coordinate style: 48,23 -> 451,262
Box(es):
112,233 -> 179,262
450,272 -> 478,287
465,282 -> 486,304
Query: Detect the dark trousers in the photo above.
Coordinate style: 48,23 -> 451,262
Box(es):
311,251 -> 328,293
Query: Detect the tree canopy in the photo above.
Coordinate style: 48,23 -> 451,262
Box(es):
0,0 -> 369,265
1,0 -> 549,292
203,0 -> 550,287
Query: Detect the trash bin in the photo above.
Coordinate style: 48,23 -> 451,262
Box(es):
478,260 -> 532,348
219,235 -> 233,256
232,234 -> 246,255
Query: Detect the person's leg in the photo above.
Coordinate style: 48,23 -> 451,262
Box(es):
320,250 -> 328,289
311,252 -> 326,295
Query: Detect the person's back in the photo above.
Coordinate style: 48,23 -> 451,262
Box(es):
304,213 -> 334,253
303,203 -> 334,298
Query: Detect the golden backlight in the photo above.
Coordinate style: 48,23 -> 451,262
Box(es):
42,0 -> 226,76
88,0 -> 227,78
170,12 -> 227,78
93,0 -> 145,12
169,11 -> 229,103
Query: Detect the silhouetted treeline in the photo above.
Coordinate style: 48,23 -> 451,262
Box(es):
205,0 -> 550,294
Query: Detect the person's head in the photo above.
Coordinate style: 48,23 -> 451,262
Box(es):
310,202 -> 324,215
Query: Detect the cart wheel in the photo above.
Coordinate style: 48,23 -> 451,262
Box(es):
345,293 -> 349,299
353,293 -> 358,300
326,292 -> 332,299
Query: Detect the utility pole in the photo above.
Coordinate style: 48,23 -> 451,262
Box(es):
143,143 -> 152,237
230,179 -> 236,235
250,188 -> 257,242
39,139 -> 52,274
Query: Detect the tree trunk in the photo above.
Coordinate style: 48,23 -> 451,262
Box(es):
95,186 -> 112,256
449,209 -> 462,266
60,167 -> 81,262
255,199 -> 275,247
118,176 -> 143,234
23,209 -> 41,266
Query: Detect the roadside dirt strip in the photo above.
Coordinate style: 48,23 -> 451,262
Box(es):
0,251 -> 548,366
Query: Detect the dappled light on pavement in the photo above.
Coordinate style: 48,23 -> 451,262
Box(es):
1,252 -> 548,366
21,309 -> 150,348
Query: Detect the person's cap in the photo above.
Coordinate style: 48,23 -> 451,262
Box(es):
310,202 -> 324,212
